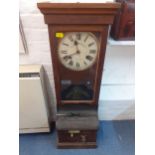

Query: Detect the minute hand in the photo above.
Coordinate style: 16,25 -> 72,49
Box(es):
67,51 -> 79,57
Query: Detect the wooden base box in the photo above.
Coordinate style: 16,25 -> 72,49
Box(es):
57,130 -> 97,148
56,110 -> 99,148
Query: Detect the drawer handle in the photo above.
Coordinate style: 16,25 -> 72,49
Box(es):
68,130 -> 80,138
68,130 -> 80,134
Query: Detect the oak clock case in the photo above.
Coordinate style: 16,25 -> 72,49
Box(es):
37,3 -> 121,108
56,31 -> 101,103
48,25 -> 107,107
37,2 -> 120,149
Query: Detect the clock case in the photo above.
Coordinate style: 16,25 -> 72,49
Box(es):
37,3 -> 120,148
37,3 -> 120,107
55,30 -> 103,106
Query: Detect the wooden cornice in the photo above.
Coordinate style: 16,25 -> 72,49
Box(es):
37,2 -> 121,15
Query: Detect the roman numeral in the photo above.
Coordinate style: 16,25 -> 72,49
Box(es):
86,55 -> 93,61
61,50 -> 67,54
84,35 -> 89,42
76,62 -> 80,68
62,43 -> 69,46
63,56 -> 70,61
84,61 -> 87,65
68,35 -> 74,42
89,50 -> 96,54
88,42 -> 94,47
68,60 -> 73,66
76,33 -> 81,40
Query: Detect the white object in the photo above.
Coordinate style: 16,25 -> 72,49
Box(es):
19,16 -> 28,54
108,38 -> 135,46
19,65 -> 50,133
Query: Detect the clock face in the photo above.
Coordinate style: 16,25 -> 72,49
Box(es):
58,32 -> 99,71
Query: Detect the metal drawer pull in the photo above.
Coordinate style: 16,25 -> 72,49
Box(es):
68,130 -> 80,137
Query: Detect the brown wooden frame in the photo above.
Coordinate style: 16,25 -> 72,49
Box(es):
48,25 -> 108,106
37,3 -> 121,107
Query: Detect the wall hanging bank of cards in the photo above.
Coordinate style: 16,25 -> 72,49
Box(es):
37,2 -> 120,149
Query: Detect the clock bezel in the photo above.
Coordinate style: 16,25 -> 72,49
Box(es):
57,32 -> 99,71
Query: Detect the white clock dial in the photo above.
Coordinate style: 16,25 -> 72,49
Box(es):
58,32 -> 99,71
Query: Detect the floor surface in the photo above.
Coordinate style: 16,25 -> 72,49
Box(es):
19,120 -> 135,155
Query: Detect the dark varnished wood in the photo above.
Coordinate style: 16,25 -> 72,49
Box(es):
110,0 -> 135,40
57,130 -> 97,148
48,25 -> 107,106
57,142 -> 97,149
44,14 -> 114,25
58,130 -> 97,142
37,3 -> 121,10
37,2 -> 120,148
38,3 -> 120,25
37,3 -> 120,107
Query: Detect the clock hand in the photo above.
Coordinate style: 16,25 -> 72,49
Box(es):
70,40 -> 85,48
63,51 -> 79,61
67,49 -> 80,57
68,52 -> 78,57
74,40 -> 86,49
65,40 -> 81,57
78,42 -> 86,48
74,40 -> 81,54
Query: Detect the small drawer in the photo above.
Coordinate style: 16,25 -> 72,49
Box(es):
57,130 -> 97,143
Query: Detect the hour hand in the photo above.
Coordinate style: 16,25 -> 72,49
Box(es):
74,40 -> 85,48
68,50 -> 80,57
63,52 -> 78,61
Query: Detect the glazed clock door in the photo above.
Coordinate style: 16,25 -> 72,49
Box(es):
49,25 -> 108,106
